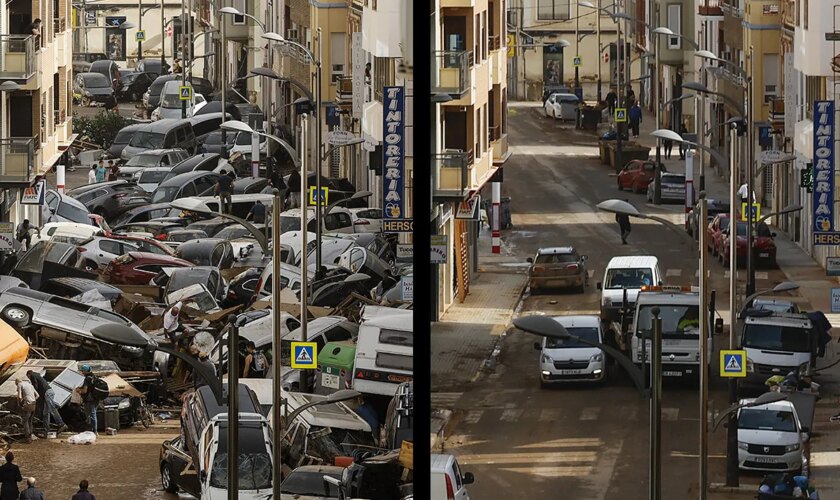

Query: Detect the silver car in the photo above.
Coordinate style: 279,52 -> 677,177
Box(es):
78,236 -> 148,271
647,172 -> 687,203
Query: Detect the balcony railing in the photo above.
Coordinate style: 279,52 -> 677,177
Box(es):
0,35 -> 36,80
53,18 -> 66,33
489,35 -> 501,51
433,149 -> 474,198
489,125 -> 501,142
336,76 -> 352,102
432,50 -> 474,96
699,0 -> 723,15
769,97 -> 784,123
0,138 -> 35,183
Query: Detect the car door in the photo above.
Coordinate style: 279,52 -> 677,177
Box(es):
619,162 -> 640,188
44,296 -> 92,332
96,239 -> 125,267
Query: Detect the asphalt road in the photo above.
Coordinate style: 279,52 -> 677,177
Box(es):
437,105 -> 793,499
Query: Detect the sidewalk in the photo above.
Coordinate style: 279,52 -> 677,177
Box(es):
430,226 -> 529,450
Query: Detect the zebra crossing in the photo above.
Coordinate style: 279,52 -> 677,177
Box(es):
658,268 -> 771,280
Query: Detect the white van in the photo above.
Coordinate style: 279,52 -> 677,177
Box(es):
740,311 -> 817,387
596,256 -> 662,322
153,81 -> 207,120
430,454 -> 474,500
737,399 -> 808,472
352,305 -> 413,397
533,315 -> 606,387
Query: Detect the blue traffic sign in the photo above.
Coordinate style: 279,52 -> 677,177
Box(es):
291,342 -> 317,369
720,349 -> 746,378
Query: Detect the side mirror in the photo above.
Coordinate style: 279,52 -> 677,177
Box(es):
533,342 -> 541,351
714,318 -> 724,334
462,472 -> 475,485
526,257 -> 533,263
596,282 -> 602,290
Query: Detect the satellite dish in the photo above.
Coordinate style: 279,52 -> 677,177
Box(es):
192,331 -> 215,355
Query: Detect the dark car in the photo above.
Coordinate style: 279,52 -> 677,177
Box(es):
73,72 -> 115,106
161,153 -> 223,183
151,266 -> 225,302
104,252 -> 193,285
193,100 -> 243,120
232,176 -> 269,194
143,74 -> 179,114
175,239 -> 235,269
151,171 -> 221,204
195,129 -> 235,155
688,199 -> 731,239
188,76 -> 214,99
135,58 -> 170,75
72,52 -> 107,63
224,267 -> 261,307
106,124 -> 146,160
119,71 -> 158,102
189,112 -> 233,143
110,203 -> 182,227
11,241 -> 92,290
184,217 -> 234,237
66,180 -> 150,220
280,466 -> 343,498
40,278 -> 122,303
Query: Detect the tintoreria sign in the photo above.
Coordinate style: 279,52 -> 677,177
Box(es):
383,86 -> 412,233
813,100 -> 835,245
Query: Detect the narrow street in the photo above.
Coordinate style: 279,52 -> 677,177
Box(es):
431,103 -> 839,499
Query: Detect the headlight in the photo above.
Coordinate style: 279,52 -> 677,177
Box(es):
118,398 -> 131,410
746,357 -> 754,373
590,353 -> 603,362
785,443 -> 800,452
541,354 -> 552,364
798,361 -> 810,376
737,441 -> 749,450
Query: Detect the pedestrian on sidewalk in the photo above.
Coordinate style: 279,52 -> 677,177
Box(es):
0,452 -> 22,500
629,101 -> 642,138
605,88 -> 617,117
615,203 -> 632,245
678,124 -> 689,159
738,180 -> 756,204
15,220 -> 32,252
71,480 -> 95,500
18,477 -> 44,500
807,310 -> 833,358
27,370 -> 67,436
15,376 -> 37,443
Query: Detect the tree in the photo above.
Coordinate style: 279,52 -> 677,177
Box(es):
72,110 -> 130,150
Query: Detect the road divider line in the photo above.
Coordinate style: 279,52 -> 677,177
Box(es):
580,407 -> 600,421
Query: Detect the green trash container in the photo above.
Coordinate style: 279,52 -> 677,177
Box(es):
314,341 -> 357,395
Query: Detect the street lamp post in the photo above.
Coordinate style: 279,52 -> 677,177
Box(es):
271,187 -> 283,500
226,315 -> 239,500
217,7 -> 243,142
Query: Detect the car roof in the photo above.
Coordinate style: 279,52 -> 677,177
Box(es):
430,454 -> 457,472
177,238 -> 226,250
744,312 -> 812,328
738,399 -> 796,413
536,247 -> 575,255
550,315 -> 601,328
45,277 -> 121,296
606,255 -> 658,268
157,170 -> 217,187
67,180 -> 128,194
147,119 -> 192,133
170,153 -> 220,172
132,148 -> 185,156
125,252 -> 191,264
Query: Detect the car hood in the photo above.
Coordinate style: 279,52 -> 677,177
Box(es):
738,428 -> 800,447
543,346 -> 601,361
87,87 -> 113,96
602,288 -> 641,303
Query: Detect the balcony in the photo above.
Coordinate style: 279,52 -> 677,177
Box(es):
0,35 -> 36,81
0,138 -> 36,184
433,149 -> 474,200
432,50 -> 474,96
53,18 -> 66,33
335,76 -> 353,104
699,0 -> 723,16
489,35 -> 501,51
490,126 -> 510,165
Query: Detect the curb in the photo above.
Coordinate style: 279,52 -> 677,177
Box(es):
472,280 -> 529,381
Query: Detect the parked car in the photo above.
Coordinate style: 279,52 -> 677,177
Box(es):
118,149 -> 189,181
223,268 -> 261,308
42,190 -> 93,225
73,72 -> 115,106
160,153 -> 224,183
152,81 -> 207,120
151,171 -> 220,204
228,130 -> 268,157
113,221 -> 186,240
152,266 -> 225,303
706,214 -> 731,255
543,92 -> 580,120
78,236 -> 161,271
174,239 -> 236,269
184,217 -> 234,237
67,181 -> 150,219
616,160 -> 665,193
30,222 -> 104,247
164,229 -> 208,249
143,74 -> 180,115
280,466 -> 343,498
720,220 -> 777,268
106,124 -> 146,159
533,315 -> 606,386
646,172 -> 687,203
89,60 -> 122,92
335,233 -> 397,266
430,454 -> 474,500
135,59 -> 170,75
135,167 -> 173,193
110,203 -> 182,227
232,176 -> 269,194
279,207 -> 355,235
108,233 -> 177,256
119,71 -> 158,102
195,129 -> 235,155
737,398 -> 808,473
40,278 -> 122,303
687,198 -> 730,239
121,120 -> 197,160
104,252 -> 193,285
527,247 -> 588,293
348,207 -> 382,233
751,298 -> 800,314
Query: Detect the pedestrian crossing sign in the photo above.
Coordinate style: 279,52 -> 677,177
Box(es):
615,108 -> 627,123
573,56 -> 582,67
291,342 -> 318,369
135,30 -> 146,42
740,202 -> 761,222
720,349 -> 747,378
308,186 -> 329,206
179,86 -> 192,101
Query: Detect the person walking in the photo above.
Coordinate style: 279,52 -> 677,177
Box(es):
71,480 -> 95,500
628,101 -> 642,138
214,171 -> 234,214
15,377 -> 37,443
87,165 -> 97,184
663,135 -> 674,159
163,301 -> 183,346
27,370 -> 66,436
15,220 -> 32,252
18,477 -> 43,500
286,170 -> 302,208
678,124 -> 689,160
0,452 -> 22,500
616,205 -> 632,245
605,88 -> 617,117
242,341 -> 267,378
94,160 -> 106,183
75,365 -> 102,434
106,161 -> 119,181
245,200 -> 266,224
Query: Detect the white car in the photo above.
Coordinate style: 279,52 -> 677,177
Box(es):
737,398 -> 808,472
278,207 -> 356,235
543,92 -> 580,120
533,315 -> 606,387
348,207 -> 383,233
135,166 -> 173,193
431,454 -> 474,500
151,81 -> 207,120
30,222 -> 104,247
78,236 -> 147,271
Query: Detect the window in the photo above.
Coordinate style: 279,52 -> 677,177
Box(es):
99,239 -> 122,255
232,0 -> 246,24
763,54 -> 778,102
379,328 -> 412,346
322,325 -> 353,343
181,183 -> 197,197
330,33 -> 346,83
376,352 -> 412,371
666,4 -> 681,49
537,0 -> 570,20
136,264 -> 164,274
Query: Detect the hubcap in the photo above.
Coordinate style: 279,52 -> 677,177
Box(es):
6,310 -> 24,321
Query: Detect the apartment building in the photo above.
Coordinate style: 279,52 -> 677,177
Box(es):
1,0 -> 75,225
431,0 -> 510,319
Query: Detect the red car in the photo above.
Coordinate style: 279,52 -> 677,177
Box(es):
707,214 -> 731,255
616,160 -> 665,193
719,220 -> 777,268
104,252 -> 192,285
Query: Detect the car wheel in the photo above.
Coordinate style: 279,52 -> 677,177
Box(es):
84,260 -> 98,272
3,307 -> 30,328
617,178 -> 623,190
161,462 -> 178,493
539,378 -> 548,389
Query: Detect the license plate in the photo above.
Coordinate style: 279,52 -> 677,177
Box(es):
558,369 -> 582,375
321,373 -> 340,389
759,253 -> 769,257
754,457 -> 781,463
663,371 -> 682,377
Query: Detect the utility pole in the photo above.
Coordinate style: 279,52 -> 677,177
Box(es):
313,27 -> 324,279
596,0 -> 602,101
180,0 -> 187,118
650,307 -> 662,500
574,1 -> 581,100
159,0 -> 165,67
725,120 -> 740,487
746,46 -> 756,296
615,1 -> 624,172
653,18 -> 662,205
698,194 -> 709,500
138,0 -> 143,61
